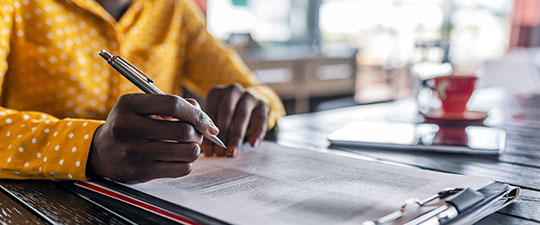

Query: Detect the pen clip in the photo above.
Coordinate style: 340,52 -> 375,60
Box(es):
116,56 -> 154,83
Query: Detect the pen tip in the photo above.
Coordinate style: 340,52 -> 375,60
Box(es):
217,141 -> 227,149
214,137 -> 227,149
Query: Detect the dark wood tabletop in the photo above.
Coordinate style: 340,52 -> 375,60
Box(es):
0,88 -> 539,224
276,88 -> 540,225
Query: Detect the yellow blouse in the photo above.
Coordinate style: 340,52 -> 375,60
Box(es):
0,0 -> 285,180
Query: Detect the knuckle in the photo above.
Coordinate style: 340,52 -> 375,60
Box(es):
195,111 -> 209,127
117,94 -> 133,104
226,83 -> 240,91
179,124 -> 196,138
117,94 -> 141,106
242,92 -> 256,102
233,83 -> 244,90
208,87 -> 224,97
111,125 -> 123,138
111,119 -> 128,138
109,114 -> 137,138
167,95 -> 182,114
186,143 -> 201,162
163,95 -> 182,114
258,99 -> 269,109
259,101 -> 270,115
225,83 -> 244,94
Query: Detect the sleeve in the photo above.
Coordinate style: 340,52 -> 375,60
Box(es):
0,2 -> 104,180
179,0 -> 285,129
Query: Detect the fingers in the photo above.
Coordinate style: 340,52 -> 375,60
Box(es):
214,84 -> 244,156
123,142 -> 199,183
143,142 -> 200,163
226,93 -> 257,157
247,101 -> 269,148
204,89 -> 223,157
205,89 -> 220,126
203,84 -> 270,157
111,113 -> 203,143
93,94 -> 209,183
206,89 -> 222,156
118,94 -> 219,137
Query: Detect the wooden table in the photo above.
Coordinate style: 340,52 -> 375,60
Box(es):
0,88 -> 539,224
277,88 -> 540,225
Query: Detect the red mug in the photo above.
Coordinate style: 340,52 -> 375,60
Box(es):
433,75 -> 477,114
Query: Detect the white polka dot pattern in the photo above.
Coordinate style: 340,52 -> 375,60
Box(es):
0,0 -> 283,181
0,106 -> 103,180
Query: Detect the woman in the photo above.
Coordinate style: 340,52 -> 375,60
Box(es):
0,0 -> 285,183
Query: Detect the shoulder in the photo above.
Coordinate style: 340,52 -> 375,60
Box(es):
176,0 -> 206,23
173,0 -> 204,14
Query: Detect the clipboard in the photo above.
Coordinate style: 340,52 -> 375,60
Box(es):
65,178 -> 519,225
363,182 -> 520,225
61,142 -> 520,225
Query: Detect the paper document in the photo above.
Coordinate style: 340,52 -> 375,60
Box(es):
127,142 -> 492,225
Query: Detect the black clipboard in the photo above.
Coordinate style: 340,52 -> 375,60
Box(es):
63,178 -> 519,225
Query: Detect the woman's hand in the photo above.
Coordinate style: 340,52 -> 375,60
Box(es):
203,84 -> 269,157
87,94 -> 219,183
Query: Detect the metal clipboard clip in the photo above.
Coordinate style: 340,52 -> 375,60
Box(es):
363,187 -> 484,225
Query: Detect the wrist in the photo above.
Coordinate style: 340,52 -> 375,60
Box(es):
85,124 -> 104,178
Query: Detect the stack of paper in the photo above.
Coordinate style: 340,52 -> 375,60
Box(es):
127,142 -> 494,225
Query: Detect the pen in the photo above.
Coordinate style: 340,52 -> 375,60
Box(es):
98,49 -> 227,149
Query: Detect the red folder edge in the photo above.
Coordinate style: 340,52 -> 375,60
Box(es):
75,181 -> 200,225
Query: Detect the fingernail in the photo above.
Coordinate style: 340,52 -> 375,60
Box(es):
209,124 -> 219,135
253,139 -> 261,148
227,146 -> 238,157
249,138 -> 256,147
195,144 -> 201,156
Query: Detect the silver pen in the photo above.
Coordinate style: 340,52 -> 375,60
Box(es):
99,49 -> 226,149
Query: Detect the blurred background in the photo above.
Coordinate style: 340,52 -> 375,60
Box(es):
190,0 -> 540,115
